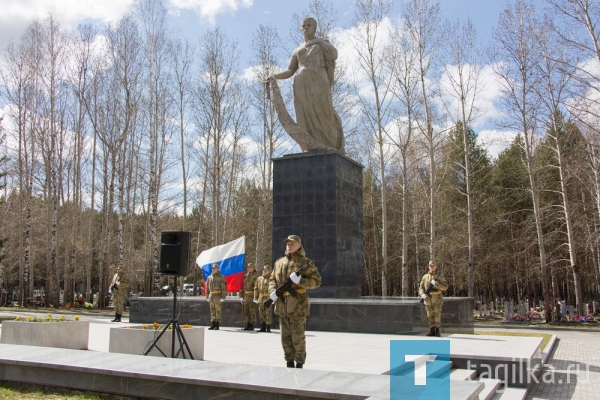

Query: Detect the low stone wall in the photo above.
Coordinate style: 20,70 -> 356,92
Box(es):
129,297 -> 474,335
109,325 -> 204,360
0,320 -> 90,350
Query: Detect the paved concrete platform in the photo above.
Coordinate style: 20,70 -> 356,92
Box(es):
1,310 -> 579,399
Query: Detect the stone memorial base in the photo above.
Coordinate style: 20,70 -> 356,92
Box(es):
0,320 -> 90,350
272,150 -> 364,298
109,325 -> 204,359
129,296 -> 474,334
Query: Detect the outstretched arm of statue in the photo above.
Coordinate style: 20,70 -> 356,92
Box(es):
268,53 -> 299,81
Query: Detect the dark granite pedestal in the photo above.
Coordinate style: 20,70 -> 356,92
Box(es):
129,297 -> 474,335
272,150 -> 363,298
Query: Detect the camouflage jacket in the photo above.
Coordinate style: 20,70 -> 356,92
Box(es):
239,270 -> 258,299
254,275 -> 271,301
269,247 -> 321,317
206,272 -> 227,301
111,272 -> 129,299
419,271 -> 448,297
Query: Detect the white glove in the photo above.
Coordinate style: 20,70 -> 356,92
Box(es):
290,272 -> 301,284
253,299 -> 258,304
269,291 -> 278,302
220,299 -> 224,303
431,279 -> 437,285
206,298 -> 210,302
240,298 -> 244,303
421,294 -> 427,300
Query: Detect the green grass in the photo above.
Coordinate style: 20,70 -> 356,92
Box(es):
0,383 -> 106,399
0,382 -> 146,399
474,330 -> 553,352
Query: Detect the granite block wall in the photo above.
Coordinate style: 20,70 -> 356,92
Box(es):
129,297 -> 475,334
272,150 -> 363,298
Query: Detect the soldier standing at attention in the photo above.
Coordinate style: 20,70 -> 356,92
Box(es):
239,263 -> 259,330
110,265 -> 129,322
254,265 -> 273,332
269,235 -> 321,369
206,264 -> 227,330
419,261 -> 448,337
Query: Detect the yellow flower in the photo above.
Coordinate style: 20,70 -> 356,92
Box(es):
74,315 -> 80,321
126,326 -> 131,329
142,325 -> 148,329
14,316 -> 20,321
59,316 -> 66,321
25,316 -> 31,321
47,312 -> 52,318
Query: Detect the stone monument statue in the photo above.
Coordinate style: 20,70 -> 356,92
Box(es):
266,17 -> 345,153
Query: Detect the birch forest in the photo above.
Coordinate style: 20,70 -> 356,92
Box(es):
1,0 -> 600,319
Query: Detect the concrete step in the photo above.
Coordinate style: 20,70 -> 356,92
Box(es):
475,378 -> 502,400
450,367 -> 477,381
489,386 -> 528,400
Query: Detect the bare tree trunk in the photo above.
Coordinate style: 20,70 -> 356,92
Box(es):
349,0 -> 393,296
493,0 -> 553,321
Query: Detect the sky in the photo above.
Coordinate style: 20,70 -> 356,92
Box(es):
0,0 -> 516,157
0,0 -> 508,58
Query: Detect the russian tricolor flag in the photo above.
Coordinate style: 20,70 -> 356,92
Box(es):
196,236 -> 245,293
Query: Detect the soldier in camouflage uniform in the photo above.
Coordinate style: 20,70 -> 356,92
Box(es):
110,265 -> 129,322
419,261 -> 448,337
269,235 -> 321,368
239,263 -> 259,330
206,264 -> 227,330
254,265 -> 273,332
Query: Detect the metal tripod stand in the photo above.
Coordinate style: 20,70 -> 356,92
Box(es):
143,276 -> 194,359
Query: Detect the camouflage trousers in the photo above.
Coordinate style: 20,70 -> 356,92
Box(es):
425,294 -> 443,328
243,296 -> 257,323
113,292 -> 127,314
258,297 -> 273,324
280,316 -> 307,364
210,299 -> 222,322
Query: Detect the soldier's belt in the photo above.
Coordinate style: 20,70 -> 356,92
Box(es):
429,291 -> 441,295
244,291 -> 254,294
259,294 -> 270,297
283,288 -> 307,296
210,291 -> 222,294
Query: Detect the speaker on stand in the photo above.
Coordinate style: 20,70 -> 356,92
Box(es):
144,231 -> 194,359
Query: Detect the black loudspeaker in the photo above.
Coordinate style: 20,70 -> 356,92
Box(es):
159,231 -> 191,276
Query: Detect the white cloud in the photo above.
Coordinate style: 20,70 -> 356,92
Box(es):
168,0 -> 253,23
0,0 -> 135,50
477,128 -> 516,160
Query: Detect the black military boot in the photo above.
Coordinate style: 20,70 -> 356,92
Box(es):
426,327 -> 436,336
215,322 -> 220,330
243,322 -> 251,330
296,363 -> 303,369
259,323 -> 266,332
208,321 -> 216,330
248,323 -> 254,331
116,313 -> 122,322
435,327 -> 441,337
111,313 -> 119,322
266,324 -> 271,333
286,361 -> 295,368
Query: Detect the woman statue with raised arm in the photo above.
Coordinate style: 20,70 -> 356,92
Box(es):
267,17 -> 344,153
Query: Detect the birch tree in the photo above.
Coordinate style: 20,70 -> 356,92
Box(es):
439,18 -> 484,297
492,0 -> 553,321
349,0 -> 393,296
402,0 -> 445,263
